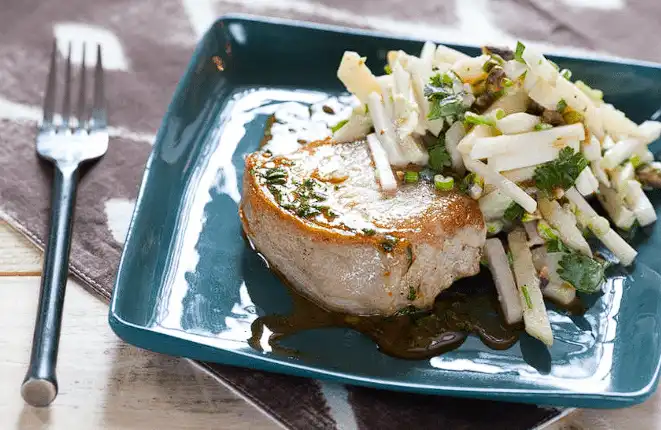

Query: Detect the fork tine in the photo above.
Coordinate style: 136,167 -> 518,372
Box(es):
91,44 -> 106,128
42,40 -> 57,127
76,43 -> 87,129
61,42 -> 72,129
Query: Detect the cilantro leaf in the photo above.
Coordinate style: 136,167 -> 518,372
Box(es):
557,252 -> 605,293
504,202 -> 525,222
428,142 -> 452,171
428,95 -> 465,121
330,119 -> 348,133
533,147 -> 588,196
425,73 -> 467,121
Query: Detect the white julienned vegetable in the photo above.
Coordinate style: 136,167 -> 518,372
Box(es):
597,182 -> 637,230
464,158 -> 537,213
625,180 -> 657,226
601,103 -> 641,139
525,75 -> 562,110
366,133 -> 397,193
581,135 -> 602,162
445,121 -> 466,174
487,140 -> 578,172
538,198 -> 592,256
611,162 -> 635,193
391,61 -> 420,137
366,92 -> 406,165
524,221 -> 545,247
451,54 -> 489,83
419,41 -> 436,70
542,252 -> 577,305
501,166 -> 537,183
434,44 -> 470,65
521,44 -> 559,83
508,228 -> 553,346
637,120 -> 661,144
479,189 -> 513,221
496,112 -> 541,135
574,166 -> 599,196
602,138 -> 645,170
333,105 -> 373,143
485,87 -> 529,115
337,52 -> 381,104
470,123 -> 585,160
564,187 -> 638,266
457,124 -> 492,155
485,238 -> 523,325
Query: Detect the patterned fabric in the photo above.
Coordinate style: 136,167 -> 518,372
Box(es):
1,1 -> 657,428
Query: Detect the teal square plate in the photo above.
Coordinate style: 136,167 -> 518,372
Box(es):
109,14 -> 661,408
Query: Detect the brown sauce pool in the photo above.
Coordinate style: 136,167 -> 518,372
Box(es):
245,97 -> 585,360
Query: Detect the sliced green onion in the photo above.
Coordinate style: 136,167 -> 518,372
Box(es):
521,285 -> 533,309
384,64 -> 392,75
404,171 -> 420,183
464,111 -> 496,127
494,108 -> 506,120
549,60 -> 560,71
537,220 -> 558,241
557,99 -> 567,113
434,174 -> 454,190
560,68 -> 572,80
331,119 -> 349,133
630,154 -> 643,169
534,123 -> 554,131
483,58 -> 499,72
514,41 -> 526,63
486,220 -> 503,235
502,77 -> 514,87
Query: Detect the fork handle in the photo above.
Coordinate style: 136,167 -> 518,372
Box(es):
21,163 -> 79,407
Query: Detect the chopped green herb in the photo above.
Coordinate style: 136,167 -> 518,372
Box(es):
556,99 -> 568,112
406,245 -> 414,268
483,58 -> 500,73
464,111 -> 495,127
507,250 -> 513,265
296,204 -> 321,218
404,171 -> 420,183
425,73 -> 467,121
560,68 -> 572,80
494,108 -> 506,120
502,77 -> 514,87
331,119 -> 349,133
630,154 -> 643,169
459,173 -> 483,195
381,235 -> 398,252
546,237 -> 568,253
533,147 -> 589,196
486,221 -> 503,235
504,202 -> 525,222
434,174 -> 454,190
264,167 -> 288,185
384,64 -> 392,74
428,94 -> 466,121
394,305 -> 420,316
407,286 -> 417,301
558,252 -> 605,293
514,41 -> 526,63
534,123 -> 554,131
521,285 -> 533,309
362,228 -> 376,236
428,137 -> 452,171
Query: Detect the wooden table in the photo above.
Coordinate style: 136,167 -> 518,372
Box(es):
0,220 -> 657,430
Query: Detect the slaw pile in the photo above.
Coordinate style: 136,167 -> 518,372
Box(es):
331,40 -> 661,346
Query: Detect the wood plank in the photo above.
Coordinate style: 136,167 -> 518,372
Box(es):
0,221 -> 42,275
0,276 -> 278,430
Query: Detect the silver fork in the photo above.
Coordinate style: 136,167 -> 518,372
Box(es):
21,41 -> 108,407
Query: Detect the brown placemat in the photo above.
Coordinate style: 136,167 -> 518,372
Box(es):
2,1 -> 658,429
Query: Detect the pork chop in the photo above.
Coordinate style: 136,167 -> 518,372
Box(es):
240,138 -> 486,315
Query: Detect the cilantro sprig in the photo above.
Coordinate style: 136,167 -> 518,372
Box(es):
533,147 -> 588,196
424,72 -> 467,122
557,252 -> 605,293
504,202 -> 525,222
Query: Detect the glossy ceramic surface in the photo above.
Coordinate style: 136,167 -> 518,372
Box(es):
109,14 -> 661,408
